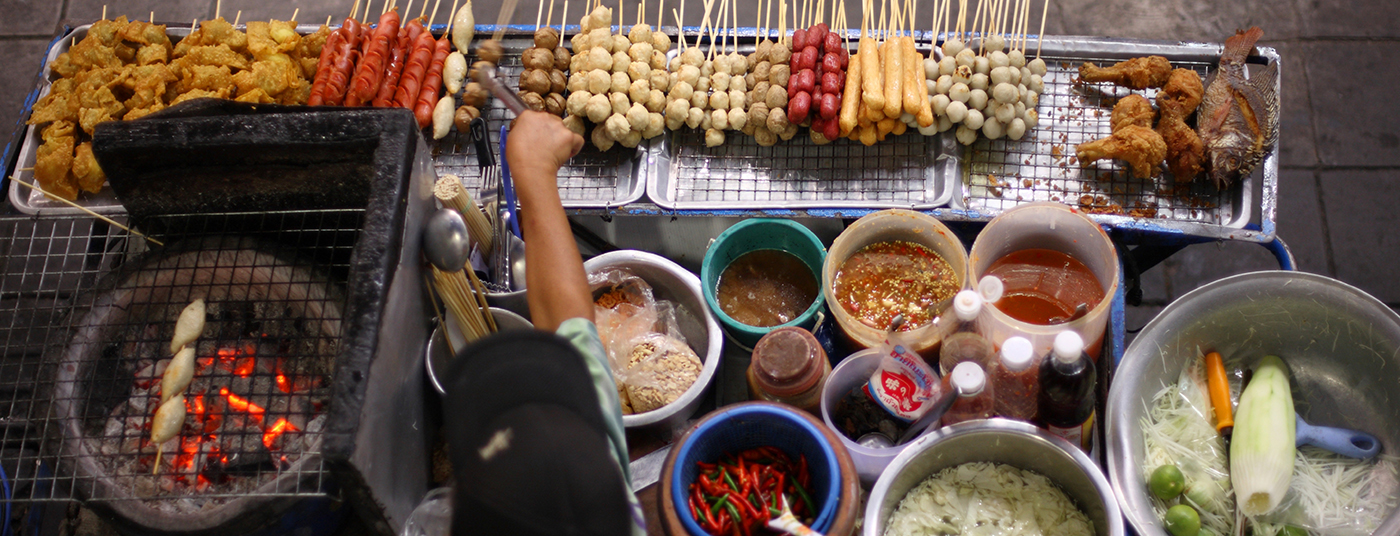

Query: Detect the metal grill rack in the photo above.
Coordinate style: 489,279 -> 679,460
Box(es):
429,34 -> 646,208
0,209 -> 361,505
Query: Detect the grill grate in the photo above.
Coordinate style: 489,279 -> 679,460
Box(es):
0,210 -> 361,507
959,55 -> 1231,222
429,36 -> 644,207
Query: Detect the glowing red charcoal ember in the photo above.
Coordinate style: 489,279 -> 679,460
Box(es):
220,387 -> 265,423
262,418 -> 299,449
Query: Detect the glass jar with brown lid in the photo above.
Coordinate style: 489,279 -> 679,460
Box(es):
747,327 -> 831,413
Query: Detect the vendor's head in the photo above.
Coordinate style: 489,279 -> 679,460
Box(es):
443,330 -> 632,536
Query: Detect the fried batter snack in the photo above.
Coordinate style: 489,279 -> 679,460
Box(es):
34,121 -> 78,201
1079,56 -> 1173,90
179,44 -> 250,71
72,142 -> 106,193
29,79 -> 79,124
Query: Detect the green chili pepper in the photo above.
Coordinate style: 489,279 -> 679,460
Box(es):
791,480 -> 816,518
722,468 -> 739,492
711,495 -> 728,516
723,499 -> 742,529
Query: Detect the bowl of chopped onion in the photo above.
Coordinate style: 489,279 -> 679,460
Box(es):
1108,271 -> 1400,536
865,419 -> 1123,536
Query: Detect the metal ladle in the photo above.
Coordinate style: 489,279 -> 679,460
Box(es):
423,209 -> 472,272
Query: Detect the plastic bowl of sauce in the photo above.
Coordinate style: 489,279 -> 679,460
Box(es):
702,219 -> 827,348
822,210 -> 969,353
968,202 -> 1119,358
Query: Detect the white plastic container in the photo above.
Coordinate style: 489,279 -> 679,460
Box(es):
820,348 -> 913,486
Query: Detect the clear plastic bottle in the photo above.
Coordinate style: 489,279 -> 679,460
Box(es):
938,290 -> 995,376
991,336 -> 1038,422
941,362 -> 995,426
1037,331 -> 1096,451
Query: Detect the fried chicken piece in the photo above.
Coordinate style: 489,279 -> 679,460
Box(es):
1158,68 -> 1204,115
1110,94 -> 1156,131
1156,112 -> 1204,182
34,121 -> 78,201
29,79 -> 79,124
1077,124 -> 1167,179
72,142 -> 106,193
1079,55 -> 1173,90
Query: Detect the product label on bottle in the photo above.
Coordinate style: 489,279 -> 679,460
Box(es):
868,334 -> 938,422
1046,411 -> 1095,452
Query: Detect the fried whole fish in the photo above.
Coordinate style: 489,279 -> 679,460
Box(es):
1198,27 -> 1278,189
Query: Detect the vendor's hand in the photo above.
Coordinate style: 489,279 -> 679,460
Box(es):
507,111 -> 584,187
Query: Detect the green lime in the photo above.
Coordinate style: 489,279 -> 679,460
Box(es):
1150,464 -> 1186,500
1164,504 -> 1201,536
1278,526 -> 1309,536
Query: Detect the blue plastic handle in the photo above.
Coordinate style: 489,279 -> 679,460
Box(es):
1295,414 -> 1382,459
498,125 -> 522,239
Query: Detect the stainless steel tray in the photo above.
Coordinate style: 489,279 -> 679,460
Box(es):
945,36 -> 1279,242
647,42 -> 958,211
429,34 -> 646,209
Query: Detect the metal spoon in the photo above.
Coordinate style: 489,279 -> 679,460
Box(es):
856,432 -> 895,449
423,209 -> 471,272
508,234 -> 527,291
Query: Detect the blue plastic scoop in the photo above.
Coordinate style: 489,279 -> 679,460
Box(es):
1295,414 -> 1381,459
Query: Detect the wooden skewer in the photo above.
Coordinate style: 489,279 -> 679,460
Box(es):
656,0 -> 663,31
1020,0 -> 1031,51
545,0 -> 555,29
10,177 -> 164,246
535,0 -> 544,29
465,267 -> 498,332
446,0 -> 460,33
617,0 -> 624,35
493,0 -> 518,40
102,5 -> 107,20
673,8 -> 684,48
216,0 -> 222,20
424,273 -> 458,359
420,0 -> 430,19
562,0 -> 570,35
326,15 -> 333,26
234,10 -> 241,26
291,8 -> 300,21
363,0 -> 374,22
1035,0 -> 1047,56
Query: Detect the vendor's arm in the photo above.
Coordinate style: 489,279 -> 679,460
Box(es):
506,111 -> 589,332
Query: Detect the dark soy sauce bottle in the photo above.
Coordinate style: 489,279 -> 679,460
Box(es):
1037,330 -> 1096,451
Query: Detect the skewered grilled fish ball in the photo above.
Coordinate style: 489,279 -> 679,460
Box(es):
901,112 -> 917,126
755,40 -> 773,62
462,82 -> 489,107
477,40 -> 504,63
647,89 -> 666,112
950,83 -> 971,103
550,70 -> 567,93
604,113 -> 631,140
741,115 -> 758,135
918,121 -> 939,135
618,128 -> 642,147
591,125 -> 615,151
712,54 -> 732,76
990,66 -> 1011,86
1026,74 -> 1044,94
925,57 -> 940,79
931,93 -> 951,116
628,61 -> 651,82
766,106 -> 790,132
943,38 -> 965,57
677,65 -> 701,86
754,125 -> 778,146
520,69 -> 551,94
935,75 -> 954,94
521,91 -> 546,111
628,42 -> 654,63
963,108 -> 985,130
969,89 -> 988,111
1023,109 -> 1038,129
610,51 -> 630,73
992,82 -> 1018,104
749,102 -> 769,125
588,28 -> 614,51
985,35 -> 1005,53
988,50 -> 1009,69
769,64 -> 790,86
572,32 -> 590,53
753,61 -> 771,82
686,107 -> 704,128
562,114 -> 586,136
1006,117 -> 1026,140
974,55 -> 990,75
994,102 -> 1016,123
583,5 -> 611,31
642,112 -> 665,138
945,100 -> 969,123
1006,66 -> 1022,86
926,77 -> 938,94
730,52 -> 748,75
729,76 -> 747,93
652,32 -> 671,52
586,93 -> 612,122
670,81 -> 694,101
610,92 -> 631,114
555,47 -> 571,70
779,121 -> 798,141
681,47 -> 704,66
1028,57 -> 1047,76
544,93 -> 566,115
629,23 -> 652,44
1022,91 -> 1038,109
611,71 -> 631,93
953,66 -> 972,85
700,60 -> 715,78
728,90 -> 746,111
709,109 -> 729,130
770,42 -> 791,63
586,47 -> 613,71
955,48 -> 976,68
586,69 -> 612,93
626,102 -> 649,130
982,116 -> 1004,139
649,69 -> 671,92
666,114 -> 685,131
567,91 -> 593,116
937,114 -> 953,132
971,72 -> 990,91
752,81 -> 770,101
470,60 -> 494,80
523,48 -> 554,70
690,90 -> 708,109
650,50 -> 666,70
454,105 -> 481,132
710,90 -> 730,110
1008,49 -> 1026,69
939,56 -> 956,76
711,72 -> 731,92
955,124 -> 978,144
766,84 -> 788,109
665,97 -> 688,121
704,128 -> 725,147
701,111 -> 712,130
694,75 -> 709,93
628,79 -> 651,104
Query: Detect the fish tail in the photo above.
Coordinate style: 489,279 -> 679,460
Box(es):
1222,27 -> 1263,64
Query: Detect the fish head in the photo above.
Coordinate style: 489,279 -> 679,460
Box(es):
1205,133 -> 1250,188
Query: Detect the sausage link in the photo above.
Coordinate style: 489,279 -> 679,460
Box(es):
414,37 -> 453,128
322,19 -> 364,106
395,28 -> 437,109
372,23 -> 413,106
307,28 -> 345,105
347,9 -> 401,106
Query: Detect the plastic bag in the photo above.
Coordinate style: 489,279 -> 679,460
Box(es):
867,329 -> 941,423
590,269 -> 703,414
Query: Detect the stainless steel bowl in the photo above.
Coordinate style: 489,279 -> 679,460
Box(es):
865,419 -> 1124,536
583,250 -> 723,430
425,307 -> 533,396
1108,271 -> 1400,536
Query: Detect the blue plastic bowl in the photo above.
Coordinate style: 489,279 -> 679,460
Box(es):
670,403 -> 842,535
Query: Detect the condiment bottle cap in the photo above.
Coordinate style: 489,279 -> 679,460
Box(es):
950,362 -> 986,396
751,327 -> 826,397
952,290 -> 982,321
1053,330 -> 1084,363
1000,336 -> 1034,371
978,275 -> 1004,304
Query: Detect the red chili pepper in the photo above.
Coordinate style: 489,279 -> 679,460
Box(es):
698,461 -> 718,470
798,454 -> 809,488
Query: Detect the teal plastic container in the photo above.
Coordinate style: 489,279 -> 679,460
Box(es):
701,219 -> 827,348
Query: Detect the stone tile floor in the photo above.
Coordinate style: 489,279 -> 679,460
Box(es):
0,0 -> 1394,313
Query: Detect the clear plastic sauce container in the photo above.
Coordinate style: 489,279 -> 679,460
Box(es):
991,336 -> 1038,422
941,362 -> 995,426
938,290 -> 994,376
747,327 -> 830,413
